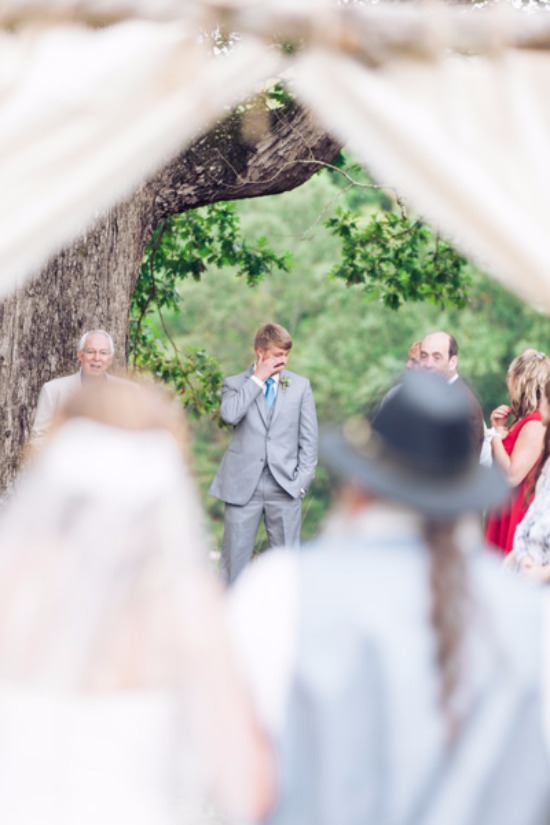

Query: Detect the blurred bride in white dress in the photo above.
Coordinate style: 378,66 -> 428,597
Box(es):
0,380 -> 273,824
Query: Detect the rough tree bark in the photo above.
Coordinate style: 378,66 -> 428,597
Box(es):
0,101 -> 340,491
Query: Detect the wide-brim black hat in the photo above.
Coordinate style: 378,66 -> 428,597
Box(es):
321,371 -> 509,517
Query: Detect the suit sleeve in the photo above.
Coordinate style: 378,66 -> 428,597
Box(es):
466,390 -> 485,453
220,376 -> 263,426
297,381 -> 318,491
29,384 -> 56,447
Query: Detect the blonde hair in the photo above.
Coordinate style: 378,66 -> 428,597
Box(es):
254,323 -> 292,352
52,377 -> 190,460
423,518 -> 468,743
507,348 -> 550,419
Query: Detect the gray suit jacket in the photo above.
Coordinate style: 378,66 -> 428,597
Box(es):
30,371 -> 130,447
209,368 -> 318,505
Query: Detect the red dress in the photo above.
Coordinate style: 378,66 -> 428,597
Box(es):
485,410 -> 542,554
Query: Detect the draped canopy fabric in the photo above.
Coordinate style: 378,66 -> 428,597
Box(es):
0,14 -> 278,293
3,0 -> 550,309
295,47 -> 550,311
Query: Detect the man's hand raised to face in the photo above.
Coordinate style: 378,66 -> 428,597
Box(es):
255,346 -> 289,382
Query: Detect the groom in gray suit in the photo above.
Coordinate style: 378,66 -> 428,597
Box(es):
209,323 -> 318,584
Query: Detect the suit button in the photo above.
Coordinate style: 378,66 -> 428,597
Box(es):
260,458 -> 264,463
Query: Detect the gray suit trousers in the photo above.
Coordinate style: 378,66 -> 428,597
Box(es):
221,466 -> 301,585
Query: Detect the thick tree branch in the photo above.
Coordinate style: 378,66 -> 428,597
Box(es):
147,101 -> 341,228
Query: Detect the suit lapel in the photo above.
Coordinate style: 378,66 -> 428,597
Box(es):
248,367 -> 269,428
269,371 -> 288,429
255,393 -> 269,428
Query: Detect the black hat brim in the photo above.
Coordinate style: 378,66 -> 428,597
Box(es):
321,428 -> 510,517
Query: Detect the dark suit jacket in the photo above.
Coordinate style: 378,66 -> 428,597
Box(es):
455,375 -> 485,452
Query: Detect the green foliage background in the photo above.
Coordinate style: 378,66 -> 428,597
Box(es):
133,159 -> 550,553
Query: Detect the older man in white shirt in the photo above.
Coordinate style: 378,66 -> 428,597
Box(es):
30,329 -> 129,447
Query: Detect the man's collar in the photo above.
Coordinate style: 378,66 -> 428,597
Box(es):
448,373 -> 459,385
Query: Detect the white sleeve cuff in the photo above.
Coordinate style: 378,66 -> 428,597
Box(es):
250,375 -> 264,390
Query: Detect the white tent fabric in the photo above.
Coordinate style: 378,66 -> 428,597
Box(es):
294,47 -> 550,311
0,17 -> 277,294
3,0 -> 550,310
0,0 -> 198,24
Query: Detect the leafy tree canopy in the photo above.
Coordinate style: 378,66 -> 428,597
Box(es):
130,152 -> 472,418
327,210 -> 470,310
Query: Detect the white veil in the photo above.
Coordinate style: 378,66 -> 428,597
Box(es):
0,383 -> 273,820
0,416 -> 209,688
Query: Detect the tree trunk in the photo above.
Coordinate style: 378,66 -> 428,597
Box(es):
0,101 -> 340,491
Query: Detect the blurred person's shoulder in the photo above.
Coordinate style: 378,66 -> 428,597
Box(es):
41,371 -> 80,391
229,548 -> 299,619
106,373 -> 138,387
472,547 -> 545,667
228,549 -> 300,736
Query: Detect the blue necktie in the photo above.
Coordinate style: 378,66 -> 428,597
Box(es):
264,377 -> 276,410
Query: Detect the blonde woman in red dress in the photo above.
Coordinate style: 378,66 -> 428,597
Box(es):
486,349 -> 550,554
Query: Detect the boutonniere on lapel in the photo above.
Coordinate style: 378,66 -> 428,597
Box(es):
280,377 -> 291,390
